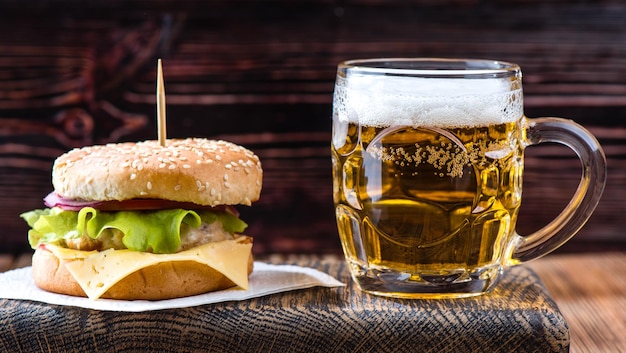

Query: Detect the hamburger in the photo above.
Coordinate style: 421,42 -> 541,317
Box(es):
20,138 -> 262,300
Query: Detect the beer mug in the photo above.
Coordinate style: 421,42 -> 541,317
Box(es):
331,58 -> 606,299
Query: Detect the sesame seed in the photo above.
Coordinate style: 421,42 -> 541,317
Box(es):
210,188 -> 216,196
168,165 -> 176,170
223,174 -> 229,181
174,184 -> 181,191
225,164 -> 232,169
159,163 -> 166,168
146,181 -> 152,190
130,173 -> 137,180
215,155 -> 222,161
183,164 -> 191,169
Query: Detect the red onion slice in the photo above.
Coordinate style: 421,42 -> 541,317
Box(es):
43,192 -> 238,215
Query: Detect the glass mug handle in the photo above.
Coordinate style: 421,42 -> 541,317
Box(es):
512,117 -> 607,263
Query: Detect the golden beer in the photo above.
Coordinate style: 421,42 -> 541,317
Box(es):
332,121 -> 523,297
331,61 -> 525,298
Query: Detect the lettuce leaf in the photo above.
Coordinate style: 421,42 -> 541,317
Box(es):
21,207 -> 247,254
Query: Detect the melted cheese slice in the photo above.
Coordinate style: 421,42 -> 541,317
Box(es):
45,240 -> 252,300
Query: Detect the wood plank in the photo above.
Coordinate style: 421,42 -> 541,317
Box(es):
2,252 -> 624,353
0,254 -> 13,273
10,253 -> 32,270
0,256 -> 569,353
0,0 -> 625,255
528,253 -> 626,353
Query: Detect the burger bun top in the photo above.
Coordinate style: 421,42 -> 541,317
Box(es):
52,138 -> 262,206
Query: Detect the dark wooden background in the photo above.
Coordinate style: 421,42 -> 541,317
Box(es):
1,0 -> 624,255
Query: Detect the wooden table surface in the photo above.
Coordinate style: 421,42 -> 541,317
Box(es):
1,251 -> 624,353
526,252 -> 626,353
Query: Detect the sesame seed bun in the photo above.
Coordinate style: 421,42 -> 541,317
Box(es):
51,138 -> 263,206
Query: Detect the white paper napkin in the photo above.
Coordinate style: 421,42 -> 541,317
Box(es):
0,262 -> 345,312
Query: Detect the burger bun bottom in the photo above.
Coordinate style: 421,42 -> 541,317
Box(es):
32,240 -> 254,300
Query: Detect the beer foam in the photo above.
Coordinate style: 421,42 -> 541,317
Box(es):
334,74 -> 523,128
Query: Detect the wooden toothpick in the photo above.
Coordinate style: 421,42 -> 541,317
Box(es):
157,59 -> 167,147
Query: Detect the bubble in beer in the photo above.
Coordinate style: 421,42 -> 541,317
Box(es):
335,74 -> 523,128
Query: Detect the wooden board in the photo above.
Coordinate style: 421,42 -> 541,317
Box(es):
0,255 -> 568,353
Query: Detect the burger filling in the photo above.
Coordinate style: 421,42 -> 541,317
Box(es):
21,206 -> 247,254
62,221 -> 232,252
